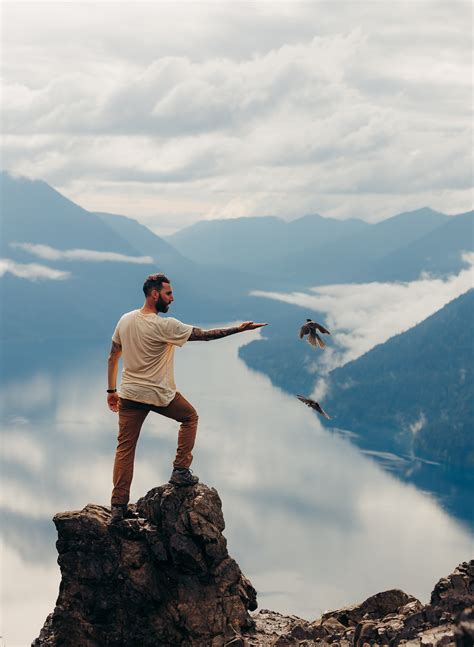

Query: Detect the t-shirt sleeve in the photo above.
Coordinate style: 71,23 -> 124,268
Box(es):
162,317 -> 193,347
112,319 -> 122,344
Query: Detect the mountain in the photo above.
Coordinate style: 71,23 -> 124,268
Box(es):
1,173 -> 136,255
276,207 -> 451,284
323,290 -> 474,469
95,211 -> 191,268
2,170 -> 471,350
167,207 -> 471,286
0,173 -> 268,341
94,210 -> 272,312
1,173 -> 148,340
366,211 -> 474,281
166,213 -> 370,276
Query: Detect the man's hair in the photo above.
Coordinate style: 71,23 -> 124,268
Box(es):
143,273 -> 171,296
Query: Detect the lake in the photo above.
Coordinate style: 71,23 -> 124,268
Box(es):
1,329 -> 473,646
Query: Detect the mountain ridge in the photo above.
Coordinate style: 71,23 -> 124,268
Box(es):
323,290 -> 474,469
164,203 -> 473,285
0,172 -> 276,339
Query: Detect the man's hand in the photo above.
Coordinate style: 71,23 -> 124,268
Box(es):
238,321 -> 268,331
107,392 -> 120,413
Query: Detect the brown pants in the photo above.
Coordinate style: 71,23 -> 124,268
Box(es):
111,392 -> 199,506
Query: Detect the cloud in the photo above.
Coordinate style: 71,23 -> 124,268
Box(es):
251,258 -> 474,370
1,432 -> 45,471
1,2 -> 472,230
0,259 -> 70,281
0,478 -> 67,519
2,34 -> 362,137
11,243 -> 153,264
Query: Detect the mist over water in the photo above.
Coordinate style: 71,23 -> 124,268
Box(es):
1,331 -> 473,646
251,261 -> 474,371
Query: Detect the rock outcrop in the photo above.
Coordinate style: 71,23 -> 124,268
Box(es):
33,482 -> 473,647
33,484 -> 257,647
244,561 -> 474,646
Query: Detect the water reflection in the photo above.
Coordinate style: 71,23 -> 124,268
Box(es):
1,334 -> 473,645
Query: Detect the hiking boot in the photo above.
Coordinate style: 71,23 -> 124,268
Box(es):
109,504 -> 127,523
169,467 -> 199,487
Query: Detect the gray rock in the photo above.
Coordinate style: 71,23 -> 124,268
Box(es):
243,561 -> 474,646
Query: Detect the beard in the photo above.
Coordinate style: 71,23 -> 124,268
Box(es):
155,295 -> 170,313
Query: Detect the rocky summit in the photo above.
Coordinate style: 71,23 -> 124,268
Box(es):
33,483 -> 257,647
33,483 -> 473,647
246,561 -> 474,646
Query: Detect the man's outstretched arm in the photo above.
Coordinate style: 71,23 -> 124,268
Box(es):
188,321 -> 268,341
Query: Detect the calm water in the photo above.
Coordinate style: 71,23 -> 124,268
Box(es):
1,330 -> 473,646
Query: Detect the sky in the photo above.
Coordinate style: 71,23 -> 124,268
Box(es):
1,1 -> 472,235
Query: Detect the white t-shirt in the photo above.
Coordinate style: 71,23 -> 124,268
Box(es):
112,310 -> 193,407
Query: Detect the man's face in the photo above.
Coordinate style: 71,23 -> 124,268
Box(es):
153,282 -> 174,313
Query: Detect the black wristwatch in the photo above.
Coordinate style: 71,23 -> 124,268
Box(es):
107,389 -> 117,393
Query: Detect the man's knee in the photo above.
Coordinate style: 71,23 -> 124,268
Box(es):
188,409 -> 199,423
183,407 -> 199,424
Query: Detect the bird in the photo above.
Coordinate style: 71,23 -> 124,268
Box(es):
299,319 -> 331,349
296,395 -> 331,419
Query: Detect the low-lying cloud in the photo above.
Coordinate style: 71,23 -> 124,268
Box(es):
252,260 -> 474,371
11,243 -> 153,264
0,259 -> 70,281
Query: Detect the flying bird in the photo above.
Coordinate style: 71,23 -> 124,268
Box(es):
297,395 -> 331,419
299,319 -> 331,349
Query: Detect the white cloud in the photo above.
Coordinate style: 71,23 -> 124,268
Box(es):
0,259 -> 70,281
11,243 -> 153,264
0,478 -> 71,519
252,259 -> 474,370
1,432 -> 45,471
0,540 -> 60,647
1,2 -> 472,230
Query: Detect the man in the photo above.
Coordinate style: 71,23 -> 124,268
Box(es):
107,272 -> 267,522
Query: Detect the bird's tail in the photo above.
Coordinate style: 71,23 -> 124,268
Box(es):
308,330 -> 326,348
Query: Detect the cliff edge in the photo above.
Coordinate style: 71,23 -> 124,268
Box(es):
33,483 -> 473,646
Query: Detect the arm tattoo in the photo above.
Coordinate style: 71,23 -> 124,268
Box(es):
188,326 -> 241,342
110,341 -> 122,354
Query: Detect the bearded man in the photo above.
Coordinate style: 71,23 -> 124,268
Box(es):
107,272 -> 267,522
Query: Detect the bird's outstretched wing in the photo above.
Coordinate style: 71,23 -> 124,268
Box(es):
299,323 -> 310,339
314,322 -> 331,335
296,395 -> 331,419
